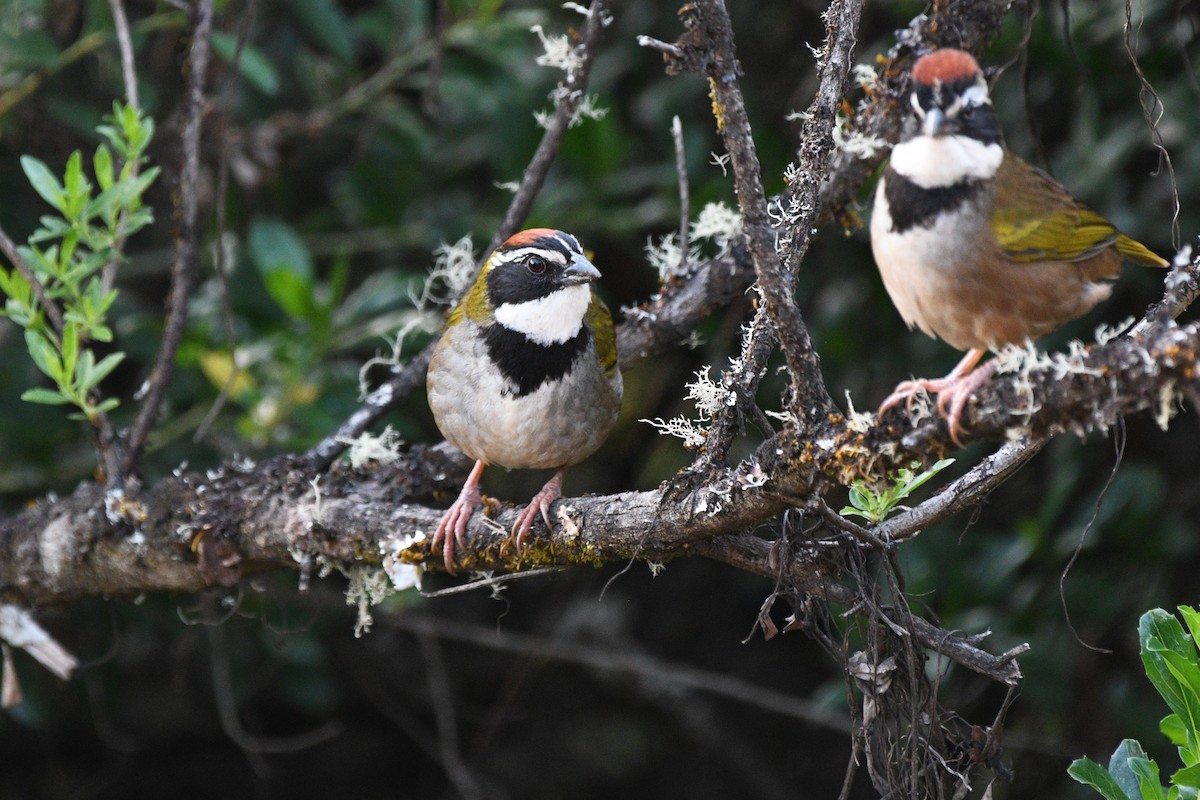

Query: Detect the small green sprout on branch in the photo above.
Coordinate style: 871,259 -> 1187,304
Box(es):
840,459 -> 956,523
0,102 -> 158,424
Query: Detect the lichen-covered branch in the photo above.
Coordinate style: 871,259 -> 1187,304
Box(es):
5,285 -> 1196,600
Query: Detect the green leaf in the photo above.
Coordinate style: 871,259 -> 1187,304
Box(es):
21,155 -> 66,212
60,324 -> 79,382
248,218 -> 315,320
62,150 -> 88,218
24,328 -> 63,383
1179,606 -> 1200,655
1142,610 -> 1200,735
1111,741 -> 1159,800
1128,756 -> 1167,800
86,351 -> 126,389
94,144 -> 114,191
20,388 -> 71,406
1172,765 -> 1200,790
1070,756 -> 1136,800
292,0 -> 356,62
210,32 -> 281,95
1162,714 -> 1189,748
92,397 -> 120,415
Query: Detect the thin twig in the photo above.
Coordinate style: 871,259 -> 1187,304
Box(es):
421,0 -> 448,117
1124,0 -> 1181,250
0,12 -> 184,121
394,613 -> 849,732
106,0 -> 140,111
123,0 -> 214,477
0,223 -> 64,333
775,0 -> 863,274
636,35 -> 684,60
195,0 -> 258,444
417,632 -> 486,800
488,0 -> 613,255
207,625 -> 342,755
304,347 -> 433,471
872,436 -> 1048,542
698,534 -> 1025,686
672,115 -> 690,264
693,305 -> 776,469
100,0 -> 142,300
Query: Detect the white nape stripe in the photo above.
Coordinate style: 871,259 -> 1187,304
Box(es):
954,83 -> 990,111
888,135 -> 1002,189
493,284 -> 591,346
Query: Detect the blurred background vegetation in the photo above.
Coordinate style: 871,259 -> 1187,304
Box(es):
1,0 -> 1198,797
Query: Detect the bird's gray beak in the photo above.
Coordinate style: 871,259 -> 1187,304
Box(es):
921,107 -> 944,136
563,252 -> 601,285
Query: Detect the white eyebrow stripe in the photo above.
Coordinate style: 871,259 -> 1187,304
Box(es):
494,246 -> 570,265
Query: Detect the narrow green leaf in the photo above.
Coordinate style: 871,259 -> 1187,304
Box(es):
210,32 -> 281,95
87,351 -> 126,387
92,397 -> 120,414
60,324 -> 79,381
292,0 -> 356,62
248,218 -> 315,320
63,150 -> 88,218
24,328 -> 63,382
21,387 -> 71,405
94,144 -> 114,191
21,155 -> 66,212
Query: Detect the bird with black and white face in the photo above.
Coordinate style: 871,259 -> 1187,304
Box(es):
426,228 -> 623,572
871,48 -> 1167,443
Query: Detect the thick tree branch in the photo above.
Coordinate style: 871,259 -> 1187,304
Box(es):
6,295 -> 1197,603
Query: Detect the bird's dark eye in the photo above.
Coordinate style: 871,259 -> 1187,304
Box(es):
525,254 -> 547,275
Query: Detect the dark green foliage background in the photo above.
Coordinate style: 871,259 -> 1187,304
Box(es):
1,1 -> 1198,797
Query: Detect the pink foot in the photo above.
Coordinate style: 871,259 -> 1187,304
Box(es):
510,470 -> 564,557
878,348 -> 993,446
432,460 -> 486,573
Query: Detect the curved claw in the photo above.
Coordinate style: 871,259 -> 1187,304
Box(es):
509,470 -> 564,558
937,360 -> 997,446
431,460 -> 486,574
877,348 -> 992,446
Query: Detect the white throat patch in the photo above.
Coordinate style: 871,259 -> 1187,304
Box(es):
493,284 -> 591,346
889,135 -> 1002,189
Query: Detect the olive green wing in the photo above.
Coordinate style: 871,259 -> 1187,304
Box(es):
585,294 -> 619,377
991,154 -> 1121,263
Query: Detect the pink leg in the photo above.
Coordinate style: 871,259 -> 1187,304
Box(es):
431,460 -> 487,574
510,469 -> 565,556
878,348 -> 992,445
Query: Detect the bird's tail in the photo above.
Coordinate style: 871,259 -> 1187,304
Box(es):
1116,233 -> 1170,268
